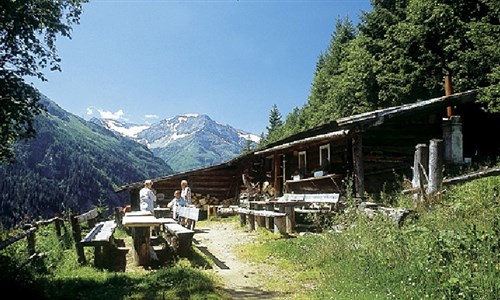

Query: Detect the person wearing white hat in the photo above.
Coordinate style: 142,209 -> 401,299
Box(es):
139,179 -> 156,213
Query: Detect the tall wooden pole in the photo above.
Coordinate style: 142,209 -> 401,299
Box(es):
273,152 -> 280,197
445,74 -> 453,117
412,143 -> 429,202
352,133 -> 365,198
427,139 -> 443,196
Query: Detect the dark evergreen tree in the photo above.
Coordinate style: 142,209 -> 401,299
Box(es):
268,0 -> 500,150
299,17 -> 358,129
263,104 -> 284,144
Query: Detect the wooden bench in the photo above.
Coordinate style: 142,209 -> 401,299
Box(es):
237,208 -> 287,235
163,223 -> 195,256
163,206 -> 199,256
70,209 -> 128,271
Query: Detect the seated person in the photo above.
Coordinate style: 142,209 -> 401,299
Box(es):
167,190 -> 186,220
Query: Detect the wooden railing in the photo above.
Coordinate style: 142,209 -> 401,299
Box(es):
0,216 -> 65,268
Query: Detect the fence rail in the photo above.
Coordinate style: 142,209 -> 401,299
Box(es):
0,216 -> 65,268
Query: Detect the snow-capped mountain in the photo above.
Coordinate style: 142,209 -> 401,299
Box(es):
90,118 -> 150,138
91,114 -> 260,172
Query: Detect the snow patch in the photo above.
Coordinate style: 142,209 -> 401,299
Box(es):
238,132 -> 261,143
105,120 -> 149,138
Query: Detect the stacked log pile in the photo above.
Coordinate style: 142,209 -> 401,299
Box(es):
190,193 -> 234,209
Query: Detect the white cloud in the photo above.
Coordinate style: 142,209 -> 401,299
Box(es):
145,114 -> 159,119
85,106 -> 128,121
98,109 -> 124,120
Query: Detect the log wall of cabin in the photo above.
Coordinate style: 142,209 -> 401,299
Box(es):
361,111 -> 444,194
149,166 -> 245,205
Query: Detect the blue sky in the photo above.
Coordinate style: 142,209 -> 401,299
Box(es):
32,0 -> 372,135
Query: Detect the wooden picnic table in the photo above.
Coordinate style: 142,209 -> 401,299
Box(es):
248,194 -> 340,233
122,211 -> 175,266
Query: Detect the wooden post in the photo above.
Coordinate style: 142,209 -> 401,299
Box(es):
70,214 -> 86,264
445,74 -> 453,116
352,133 -> 365,198
25,224 -> 36,256
412,144 -> 429,201
285,206 -> 295,234
256,215 -> 266,228
130,188 -> 140,211
427,139 -> 444,196
273,152 -> 281,197
239,213 -> 247,227
131,227 -> 151,266
54,214 -> 62,239
274,216 -> 287,235
114,207 -> 123,227
247,214 -> 255,231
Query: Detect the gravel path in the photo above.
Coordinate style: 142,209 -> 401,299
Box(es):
193,220 -> 284,299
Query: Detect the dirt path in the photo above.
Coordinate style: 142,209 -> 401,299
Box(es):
193,220 -> 284,299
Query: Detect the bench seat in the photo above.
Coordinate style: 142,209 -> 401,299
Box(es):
164,223 -> 195,256
77,220 -> 123,270
80,220 -> 117,246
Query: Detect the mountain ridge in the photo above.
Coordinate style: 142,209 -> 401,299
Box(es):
92,113 -> 260,172
0,96 -> 173,228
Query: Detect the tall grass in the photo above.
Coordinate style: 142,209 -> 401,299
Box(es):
243,175 -> 499,299
0,223 -> 222,299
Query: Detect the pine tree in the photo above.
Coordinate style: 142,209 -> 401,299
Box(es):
266,104 -> 283,135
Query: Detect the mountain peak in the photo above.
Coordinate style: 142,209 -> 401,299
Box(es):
94,113 -> 260,172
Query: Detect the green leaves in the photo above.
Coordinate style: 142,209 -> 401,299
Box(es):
0,0 -> 88,163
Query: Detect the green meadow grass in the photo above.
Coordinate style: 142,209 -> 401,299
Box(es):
1,173 -> 498,299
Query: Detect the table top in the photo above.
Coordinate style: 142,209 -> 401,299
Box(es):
154,207 -> 171,211
249,200 -> 309,205
122,212 -> 162,227
125,211 -> 153,216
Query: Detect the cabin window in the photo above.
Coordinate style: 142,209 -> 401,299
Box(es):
319,144 -> 330,164
265,155 -> 273,172
298,151 -> 307,176
319,144 -> 331,173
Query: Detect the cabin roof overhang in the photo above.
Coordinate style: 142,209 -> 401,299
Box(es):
114,151 -> 256,193
254,89 -> 478,155
254,129 -> 349,156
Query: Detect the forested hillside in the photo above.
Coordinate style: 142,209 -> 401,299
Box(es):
0,96 -> 173,229
263,0 -> 500,144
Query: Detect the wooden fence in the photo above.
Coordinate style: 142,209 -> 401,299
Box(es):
0,216 -> 65,268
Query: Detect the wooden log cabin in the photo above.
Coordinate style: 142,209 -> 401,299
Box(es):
251,89 -> 500,198
115,154 -> 256,211
116,89 -> 500,205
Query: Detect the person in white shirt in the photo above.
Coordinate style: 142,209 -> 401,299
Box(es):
167,190 -> 186,220
139,179 -> 156,213
180,179 -> 192,205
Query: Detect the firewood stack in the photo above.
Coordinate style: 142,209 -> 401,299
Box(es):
238,180 -> 276,208
190,193 -> 233,208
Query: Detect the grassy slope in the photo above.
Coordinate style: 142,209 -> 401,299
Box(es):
238,175 -> 499,299
1,174 -> 498,299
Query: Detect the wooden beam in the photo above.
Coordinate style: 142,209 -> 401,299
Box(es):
254,129 -> 349,156
274,152 -> 280,197
427,139 -> 443,195
352,133 -> 365,197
